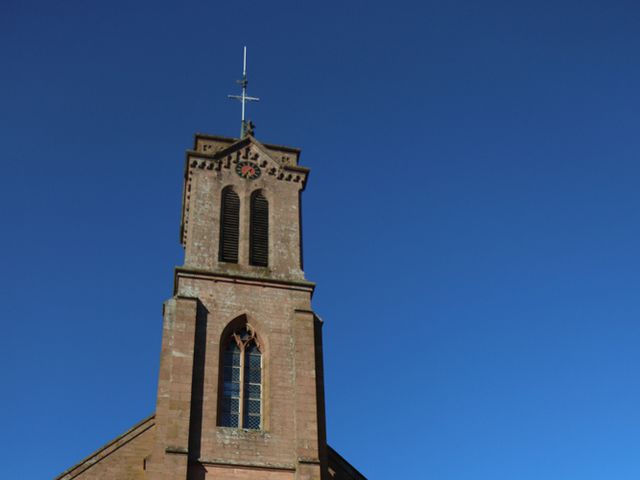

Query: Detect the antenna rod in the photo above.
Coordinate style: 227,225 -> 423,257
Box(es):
241,46 -> 247,124
243,45 -> 247,76
228,46 -> 259,137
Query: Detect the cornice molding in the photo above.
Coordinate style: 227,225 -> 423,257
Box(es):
174,266 -> 315,294
194,132 -> 302,155
185,146 -> 308,182
198,457 -> 296,472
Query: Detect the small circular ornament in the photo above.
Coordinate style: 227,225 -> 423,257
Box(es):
235,161 -> 261,180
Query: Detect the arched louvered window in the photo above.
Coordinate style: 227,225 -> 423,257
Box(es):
219,186 -> 240,263
250,190 -> 269,267
219,326 -> 262,430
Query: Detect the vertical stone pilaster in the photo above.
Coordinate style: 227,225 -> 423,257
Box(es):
148,296 -> 199,480
293,309 -> 326,480
313,315 -> 329,480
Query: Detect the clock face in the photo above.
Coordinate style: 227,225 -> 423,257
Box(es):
236,161 -> 261,180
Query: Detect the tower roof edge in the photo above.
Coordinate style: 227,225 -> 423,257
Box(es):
194,132 -> 301,160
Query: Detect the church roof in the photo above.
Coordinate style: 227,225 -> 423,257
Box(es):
54,414 -> 367,479
53,414 -> 155,480
328,445 -> 368,480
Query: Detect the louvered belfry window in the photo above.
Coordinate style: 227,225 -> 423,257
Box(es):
219,186 -> 240,263
250,190 -> 269,267
219,326 -> 262,430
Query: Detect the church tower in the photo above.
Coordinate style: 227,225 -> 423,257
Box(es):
56,131 -> 365,480
55,52 -> 366,480
147,132 -> 330,480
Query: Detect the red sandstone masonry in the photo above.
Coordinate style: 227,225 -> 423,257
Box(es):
54,417 -> 155,480
55,134 -> 366,480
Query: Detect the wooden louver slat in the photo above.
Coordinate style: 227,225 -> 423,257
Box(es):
219,187 -> 240,263
250,191 -> 269,267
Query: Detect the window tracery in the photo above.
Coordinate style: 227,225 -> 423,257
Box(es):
219,325 -> 262,430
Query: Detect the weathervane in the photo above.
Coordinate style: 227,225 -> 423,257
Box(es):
228,46 -> 260,138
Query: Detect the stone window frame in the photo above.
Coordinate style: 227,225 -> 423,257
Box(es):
216,316 -> 266,431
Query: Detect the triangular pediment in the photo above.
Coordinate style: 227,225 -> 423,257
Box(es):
193,133 -> 302,167
210,135 -> 289,176
212,135 -> 281,166
186,134 -> 309,185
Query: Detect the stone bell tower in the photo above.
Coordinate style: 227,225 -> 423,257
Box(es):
54,131 -> 367,480
146,132 -> 331,480
54,48 -> 367,478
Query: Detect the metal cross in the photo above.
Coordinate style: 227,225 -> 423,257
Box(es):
228,46 -> 260,138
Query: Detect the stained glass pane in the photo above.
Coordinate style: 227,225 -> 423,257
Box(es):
248,353 -> 261,368
223,381 -> 240,397
220,339 -> 242,428
220,412 -> 240,428
221,397 -> 239,413
229,414 -> 239,427
247,367 -> 261,383
223,366 -> 241,382
244,414 -> 261,430
242,341 -> 261,429
247,383 -> 261,397
219,412 -> 231,426
247,399 -> 260,414
224,352 -> 240,367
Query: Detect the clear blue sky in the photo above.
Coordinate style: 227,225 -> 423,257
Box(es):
1,0 -> 639,478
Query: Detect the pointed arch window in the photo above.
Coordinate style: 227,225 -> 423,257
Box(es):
250,190 -> 269,267
219,186 -> 240,263
219,326 -> 262,430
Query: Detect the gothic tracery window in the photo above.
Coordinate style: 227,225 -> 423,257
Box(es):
219,186 -> 240,263
219,325 -> 262,429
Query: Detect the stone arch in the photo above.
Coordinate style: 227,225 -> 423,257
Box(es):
216,314 -> 266,430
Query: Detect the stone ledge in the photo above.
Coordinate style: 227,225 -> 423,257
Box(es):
197,458 -> 297,472
174,266 -> 316,294
165,446 -> 188,455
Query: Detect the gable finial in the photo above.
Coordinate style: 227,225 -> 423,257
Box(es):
227,46 -> 260,138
